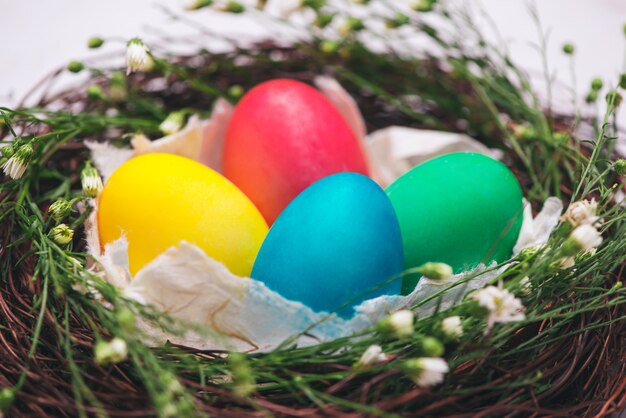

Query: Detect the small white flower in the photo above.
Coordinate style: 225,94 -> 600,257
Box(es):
560,199 -> 599,227
95,337 -> 128,365
389,309 -> 415,337
419,262 -> 453,282
355,344 -> 387,368
2,144 -> 33,180
441,316 -> 463,339
403,357 -> 449,387
51,224 -> 74,245
518,276 -> 532,296
81,162 -> 103,197
569,224 -> 603,252
126,38 -> 153,74
471,285 -> 525,332
159,111 -> 186,135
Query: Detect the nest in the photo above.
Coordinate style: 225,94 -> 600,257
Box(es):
1,42 -> 625,417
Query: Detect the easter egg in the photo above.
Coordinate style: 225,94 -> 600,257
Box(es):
386,152 -> 523,294
222,79 -> 370,224
251,173 -> 403,318
98,153 -> 268,276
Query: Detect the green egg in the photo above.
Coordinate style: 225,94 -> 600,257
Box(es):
385,152 -> 523,295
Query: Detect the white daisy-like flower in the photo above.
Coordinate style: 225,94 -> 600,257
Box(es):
441,316 -> 463,339
94,337 -> 128,365
389,309 -> 415,338
471,285 -> 525,332
403,357 -> 449,387
355,344 -> 387,368
2,144 -> 33,180
81,162 -> 103,197
126,38 -> 153,74
51,224 -> 74,245
560,199 -> 599,227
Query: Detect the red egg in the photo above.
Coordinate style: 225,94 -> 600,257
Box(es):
222,79 -> 370,224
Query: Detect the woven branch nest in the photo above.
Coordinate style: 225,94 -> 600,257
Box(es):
1,42 -> 625,417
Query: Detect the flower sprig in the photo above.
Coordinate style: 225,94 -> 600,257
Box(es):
81,161 -> 103,197
126,38 -> 154,75
2,143 -> 33,180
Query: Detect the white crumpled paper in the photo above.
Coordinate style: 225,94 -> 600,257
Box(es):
86,78 -> 563,352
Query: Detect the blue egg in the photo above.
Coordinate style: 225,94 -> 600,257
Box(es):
251,172 -> 403,318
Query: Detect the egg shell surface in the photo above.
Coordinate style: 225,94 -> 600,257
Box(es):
222,79 -> 370,225
385,152 -> 523,294
251,172 -> 403,318
98,153 -> 268,277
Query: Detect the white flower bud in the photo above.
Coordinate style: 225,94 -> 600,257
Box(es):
402,357 -> 449,387
126,38 -> 153,74
562,224 -> 602,256
355,344 -> 387,368
94,337 -> 128,365
389,310 -> 415,338
48,198 -> 73,222
81,162 -> 103,197
51,224 -> 74,245
441,316 -> 463,339
560,199 -> 599,227
571,224 -> 602,251
419,262 -> 453,282
2,144 -> 33,180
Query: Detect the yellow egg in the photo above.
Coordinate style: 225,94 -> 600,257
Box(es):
98,153 -> 268,276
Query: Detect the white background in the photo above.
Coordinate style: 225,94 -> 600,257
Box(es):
1,0 -> 625,125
